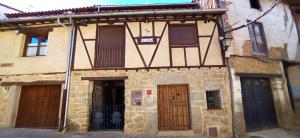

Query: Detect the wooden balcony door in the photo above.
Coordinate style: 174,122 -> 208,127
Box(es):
158,84 -> 190,130
95,26 -> 125,68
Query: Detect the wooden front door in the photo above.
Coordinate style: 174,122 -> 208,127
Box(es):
95,26 -> 125,68
241,78 -> 278,131
15,85 -> 61,128
158,84 -> 190,130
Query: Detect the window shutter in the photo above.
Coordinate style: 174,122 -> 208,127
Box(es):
248,22 -> 267,56
169,24 -> 198,47
95,26 -> 125,68
248,24 -> 259,53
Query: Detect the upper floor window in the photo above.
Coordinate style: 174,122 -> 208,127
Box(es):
22,28 -> 52,57
248,22 -> 268,56
24,35 -> 48,57
169,24 -> 198,47
249,0 -> 261,10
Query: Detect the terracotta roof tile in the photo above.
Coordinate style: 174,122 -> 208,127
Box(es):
5,3 -> 198,18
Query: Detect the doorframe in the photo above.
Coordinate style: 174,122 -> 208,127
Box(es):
157,84 -> 191,131
88,77 -> 127,131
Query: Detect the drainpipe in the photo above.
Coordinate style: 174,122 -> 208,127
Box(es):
226,57 -> 239,138
57,16 -> 76,131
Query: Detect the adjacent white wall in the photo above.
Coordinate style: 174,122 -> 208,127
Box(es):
226,0 -> 300,61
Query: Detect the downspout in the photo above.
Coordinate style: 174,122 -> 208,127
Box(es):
57,16 -> 76,131
218,0 -> 239,137
226,57 -> 239,138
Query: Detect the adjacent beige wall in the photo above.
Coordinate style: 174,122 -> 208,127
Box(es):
0,85 -> 20,128
0,27 -> 69,75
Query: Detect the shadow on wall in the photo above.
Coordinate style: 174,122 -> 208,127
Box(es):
295,43 -> 300,61
67,119 -> 82,132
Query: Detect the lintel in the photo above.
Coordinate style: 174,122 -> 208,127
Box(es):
81,76 -> 128,81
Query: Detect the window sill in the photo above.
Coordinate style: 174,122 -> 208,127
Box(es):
206,108 -> 223,111
252,53 -> 268,57
22,55 -> 47,57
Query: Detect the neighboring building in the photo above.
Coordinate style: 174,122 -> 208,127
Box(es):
0,0 -> 298,138
224,0 -> 300,135
0,3 -> 22,19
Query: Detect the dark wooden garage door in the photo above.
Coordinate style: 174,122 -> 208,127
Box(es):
241,78 -> 278,131
15,85 -> 61,128
158,84 -> 190,130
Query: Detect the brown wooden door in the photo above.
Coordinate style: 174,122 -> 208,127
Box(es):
158,84 -> 190,130
95,26 -> 125,68
15,85 -> 61,128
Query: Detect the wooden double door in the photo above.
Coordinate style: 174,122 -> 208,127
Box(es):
158,84 -> 190,130
15,85 -> 61,128
241,78 -> 278,131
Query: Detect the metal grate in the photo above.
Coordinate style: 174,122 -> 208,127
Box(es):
90,105 -> 125,130
206,90 -> 222,109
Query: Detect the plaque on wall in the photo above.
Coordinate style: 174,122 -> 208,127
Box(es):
131,90 -> 142,105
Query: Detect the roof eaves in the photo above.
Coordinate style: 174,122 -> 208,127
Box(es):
0,8 -> 227,24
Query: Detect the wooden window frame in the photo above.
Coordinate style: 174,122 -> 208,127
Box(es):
168,24 -> 198,48
23,34 -> 48,57
248,22 -> 268,56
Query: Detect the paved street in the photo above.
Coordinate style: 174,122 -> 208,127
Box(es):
0,128 -> 299,138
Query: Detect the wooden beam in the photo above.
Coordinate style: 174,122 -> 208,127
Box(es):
74,65 -> 226,71
84,39 -> 96,41
78,26 -> 94,69
235,73 -> 282,78
184,47 -> 187,67
125,23 -> 147,67
148,22 -> 168,67
71,25 -> 78,70
81,76 -> 128,80
0,81 -> 65,86
195,20 -> 202,66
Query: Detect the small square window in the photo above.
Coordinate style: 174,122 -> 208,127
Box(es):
249,0 -> 261,10
206,90 -> 222,109
24,36 -> 48,57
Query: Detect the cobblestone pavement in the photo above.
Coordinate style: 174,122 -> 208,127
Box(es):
0,128 -> 204,138
0,128 -> 299,138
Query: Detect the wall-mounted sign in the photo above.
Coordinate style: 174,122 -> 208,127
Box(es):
137,36 -> 157,45
131,90 -> 142,105
146,90 -> 152,96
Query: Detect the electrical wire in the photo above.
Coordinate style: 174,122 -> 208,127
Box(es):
225,0 -> 281,33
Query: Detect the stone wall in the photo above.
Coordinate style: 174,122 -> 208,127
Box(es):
0,73 -> 65,127
68,68 -> 232,137
229,56 -> 294,136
